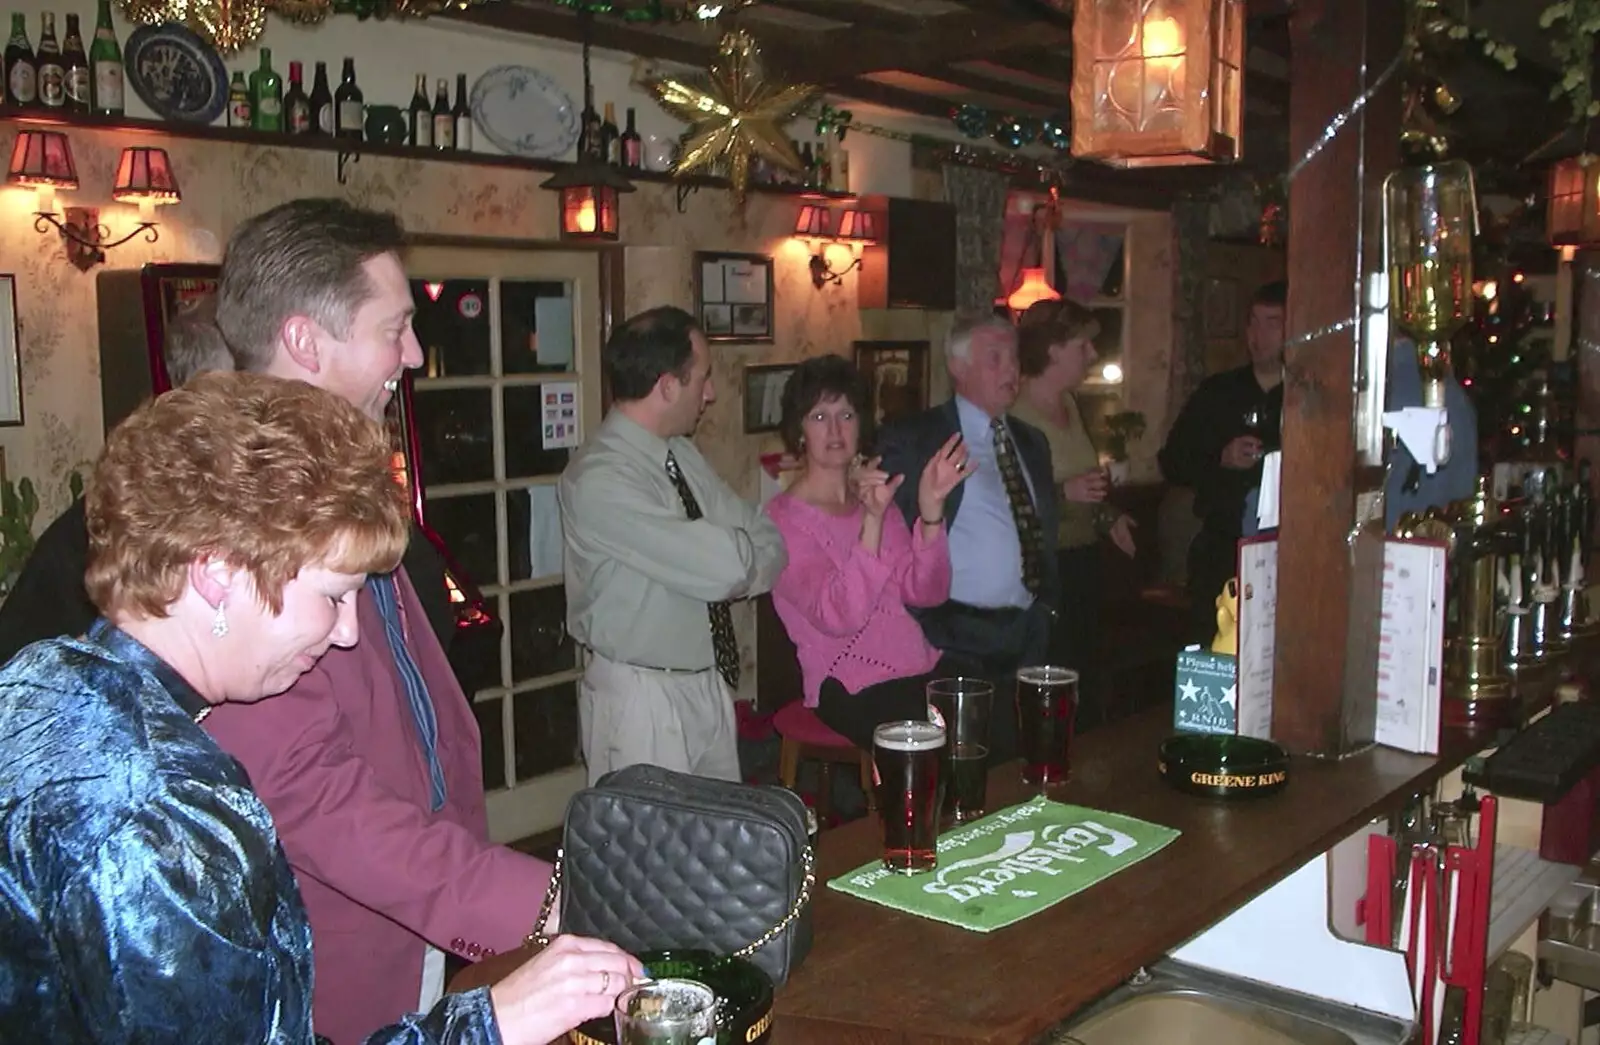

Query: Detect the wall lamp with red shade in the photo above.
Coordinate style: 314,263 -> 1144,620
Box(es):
795,204 -> 877,289
7,132 -> 182,271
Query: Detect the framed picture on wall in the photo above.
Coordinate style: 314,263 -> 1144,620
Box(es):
697,252 -> 774,343
0,276 -> 21,426
744,363 -> 796,434
853,340 -> 930,429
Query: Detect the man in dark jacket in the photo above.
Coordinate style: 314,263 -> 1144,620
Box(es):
1159,280 -> 1285,644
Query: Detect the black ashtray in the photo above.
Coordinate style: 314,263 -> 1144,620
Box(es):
1158,733 -> 1290,799
567,949 -> 774,1045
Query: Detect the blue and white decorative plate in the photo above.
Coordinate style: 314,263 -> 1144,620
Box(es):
469,66 -> 580,160
125,23 -> 228,125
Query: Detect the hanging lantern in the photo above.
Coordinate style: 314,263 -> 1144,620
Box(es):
1547,155 -> 1600,247
540,160 -> 636,242
1069,0 -> 1245,167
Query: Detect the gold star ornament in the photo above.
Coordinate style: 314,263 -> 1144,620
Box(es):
645,29 -> 818,202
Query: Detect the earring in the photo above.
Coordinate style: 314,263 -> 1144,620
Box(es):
211,602 -> 228,639
798,435 -> 806,448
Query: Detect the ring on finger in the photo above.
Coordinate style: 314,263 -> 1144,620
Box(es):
601,970 -> 611,993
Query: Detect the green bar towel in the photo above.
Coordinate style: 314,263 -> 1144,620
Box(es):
827,797 -> 1181,933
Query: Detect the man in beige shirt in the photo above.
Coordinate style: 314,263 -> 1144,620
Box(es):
560,306 -> 787,784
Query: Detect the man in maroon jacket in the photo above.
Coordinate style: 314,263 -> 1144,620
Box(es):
205,199 -> 552,1045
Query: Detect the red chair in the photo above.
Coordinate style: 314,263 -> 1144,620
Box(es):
773,700 -> 875,826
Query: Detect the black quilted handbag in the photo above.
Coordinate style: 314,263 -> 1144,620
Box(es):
530,764 -> 815,986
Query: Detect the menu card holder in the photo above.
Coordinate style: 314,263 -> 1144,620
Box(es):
1375,538 -> 1448,755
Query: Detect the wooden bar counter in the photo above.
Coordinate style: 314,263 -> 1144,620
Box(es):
454,703 -> 1481,1044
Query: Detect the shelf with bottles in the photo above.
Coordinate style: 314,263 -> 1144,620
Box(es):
0,104 -> 857,202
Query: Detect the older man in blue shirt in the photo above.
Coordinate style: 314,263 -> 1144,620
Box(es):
879,318 -> 1061,758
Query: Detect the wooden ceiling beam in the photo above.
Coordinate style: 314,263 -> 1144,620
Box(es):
445,4 -> 715,67
905,67 -> 1069,113
764,0 -> 919,30
775,11 -> 1076,84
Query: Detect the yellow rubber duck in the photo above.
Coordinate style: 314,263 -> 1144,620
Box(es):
1211,578 -> 1239,657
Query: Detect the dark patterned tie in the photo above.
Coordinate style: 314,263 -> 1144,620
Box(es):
665,450 -> 741,689
991,417 -> 1046,598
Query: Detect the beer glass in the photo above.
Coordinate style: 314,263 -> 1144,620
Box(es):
614,978 -> 718,1045
1015,666 -> 1079,786
926,677 -> 993,823
872,719 -> 946,874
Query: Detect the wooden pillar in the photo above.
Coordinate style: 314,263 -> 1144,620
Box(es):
1272,0 -> 1404,755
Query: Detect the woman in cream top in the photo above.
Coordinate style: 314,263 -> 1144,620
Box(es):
1010,299 -> 1135,729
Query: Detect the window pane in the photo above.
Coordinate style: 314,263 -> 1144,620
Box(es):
509,587 -> 576,683
422,491 -> 498,589
411,386 -> 495,486
1091,307 -> 1124,370
474,695 -> 507,792
411,279 -> 491,377
501,281 -> 576,375
504,385 -> 573,480
512,681 -> 580,783
508,485 -> 564,582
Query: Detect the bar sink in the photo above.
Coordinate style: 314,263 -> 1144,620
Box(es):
1048,961 -> 1412,1045
1538,872 -> 1600,991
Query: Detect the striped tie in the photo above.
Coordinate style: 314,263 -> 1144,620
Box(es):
369,574 -> 448,811
666,450 -> 741,689
991,418 -> 1046,598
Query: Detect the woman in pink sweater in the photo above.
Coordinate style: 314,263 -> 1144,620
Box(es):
765,355 -> 972,749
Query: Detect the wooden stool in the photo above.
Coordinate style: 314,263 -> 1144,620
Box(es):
773,701 -> 875,826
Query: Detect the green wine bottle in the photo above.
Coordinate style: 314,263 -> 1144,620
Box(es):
90,0 -> 123,116
249,48 -> 282,132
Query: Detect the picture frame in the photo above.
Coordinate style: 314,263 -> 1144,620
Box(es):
853,340 -> 930,429
1203,277 -> 1241,339
743,363 -> 797,434
0,276 -> 21,427
697,252 -> 774,343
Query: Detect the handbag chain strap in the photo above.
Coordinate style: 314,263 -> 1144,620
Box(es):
523,841 -> 817,956
732,841 -> 815,960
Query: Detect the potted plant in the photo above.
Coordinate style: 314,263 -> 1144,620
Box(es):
0,471 -> 82,599
1101,410 -> 1146,485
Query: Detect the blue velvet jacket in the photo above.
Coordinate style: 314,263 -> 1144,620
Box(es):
0,620 -> 502,1045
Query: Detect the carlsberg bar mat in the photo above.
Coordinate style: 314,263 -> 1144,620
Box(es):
828,797 -> 1179,932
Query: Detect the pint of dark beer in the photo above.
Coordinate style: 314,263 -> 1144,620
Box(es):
926,678 -> 993,823
1015,666 -> 1079,786
872,719 -> 946,874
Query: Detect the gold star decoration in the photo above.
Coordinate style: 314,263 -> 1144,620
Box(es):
645,29 -> 818,203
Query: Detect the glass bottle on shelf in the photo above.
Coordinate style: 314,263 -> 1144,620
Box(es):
600,101 -> 619,165
620,106 -> 641,170
430,77 -> 452,150
578,84 -> 601,160
308,60 -> 333,135
36,12 -> 63,110
227,70 -> 251,128
408,73 -> 432,148
89,0 -> 122,116
799,141 -> 814,187
249,48 -> 282,132
451,73 -> 472,152
6,13 -> 37,108
334,57 -> 363,140
62,14 -> 88,113
283,61 -> 309,134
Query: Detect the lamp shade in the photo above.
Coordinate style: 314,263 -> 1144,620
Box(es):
1006,267 -> 1062,313
836,209 -> 878,243
112,147 -> 181,205
794,203 -> 831,238
7,130 -> 79,189
1070,0 -> 1244,167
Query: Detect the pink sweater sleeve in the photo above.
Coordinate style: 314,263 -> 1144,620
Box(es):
770,503 -> 895,637
895,514 -> 952,608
